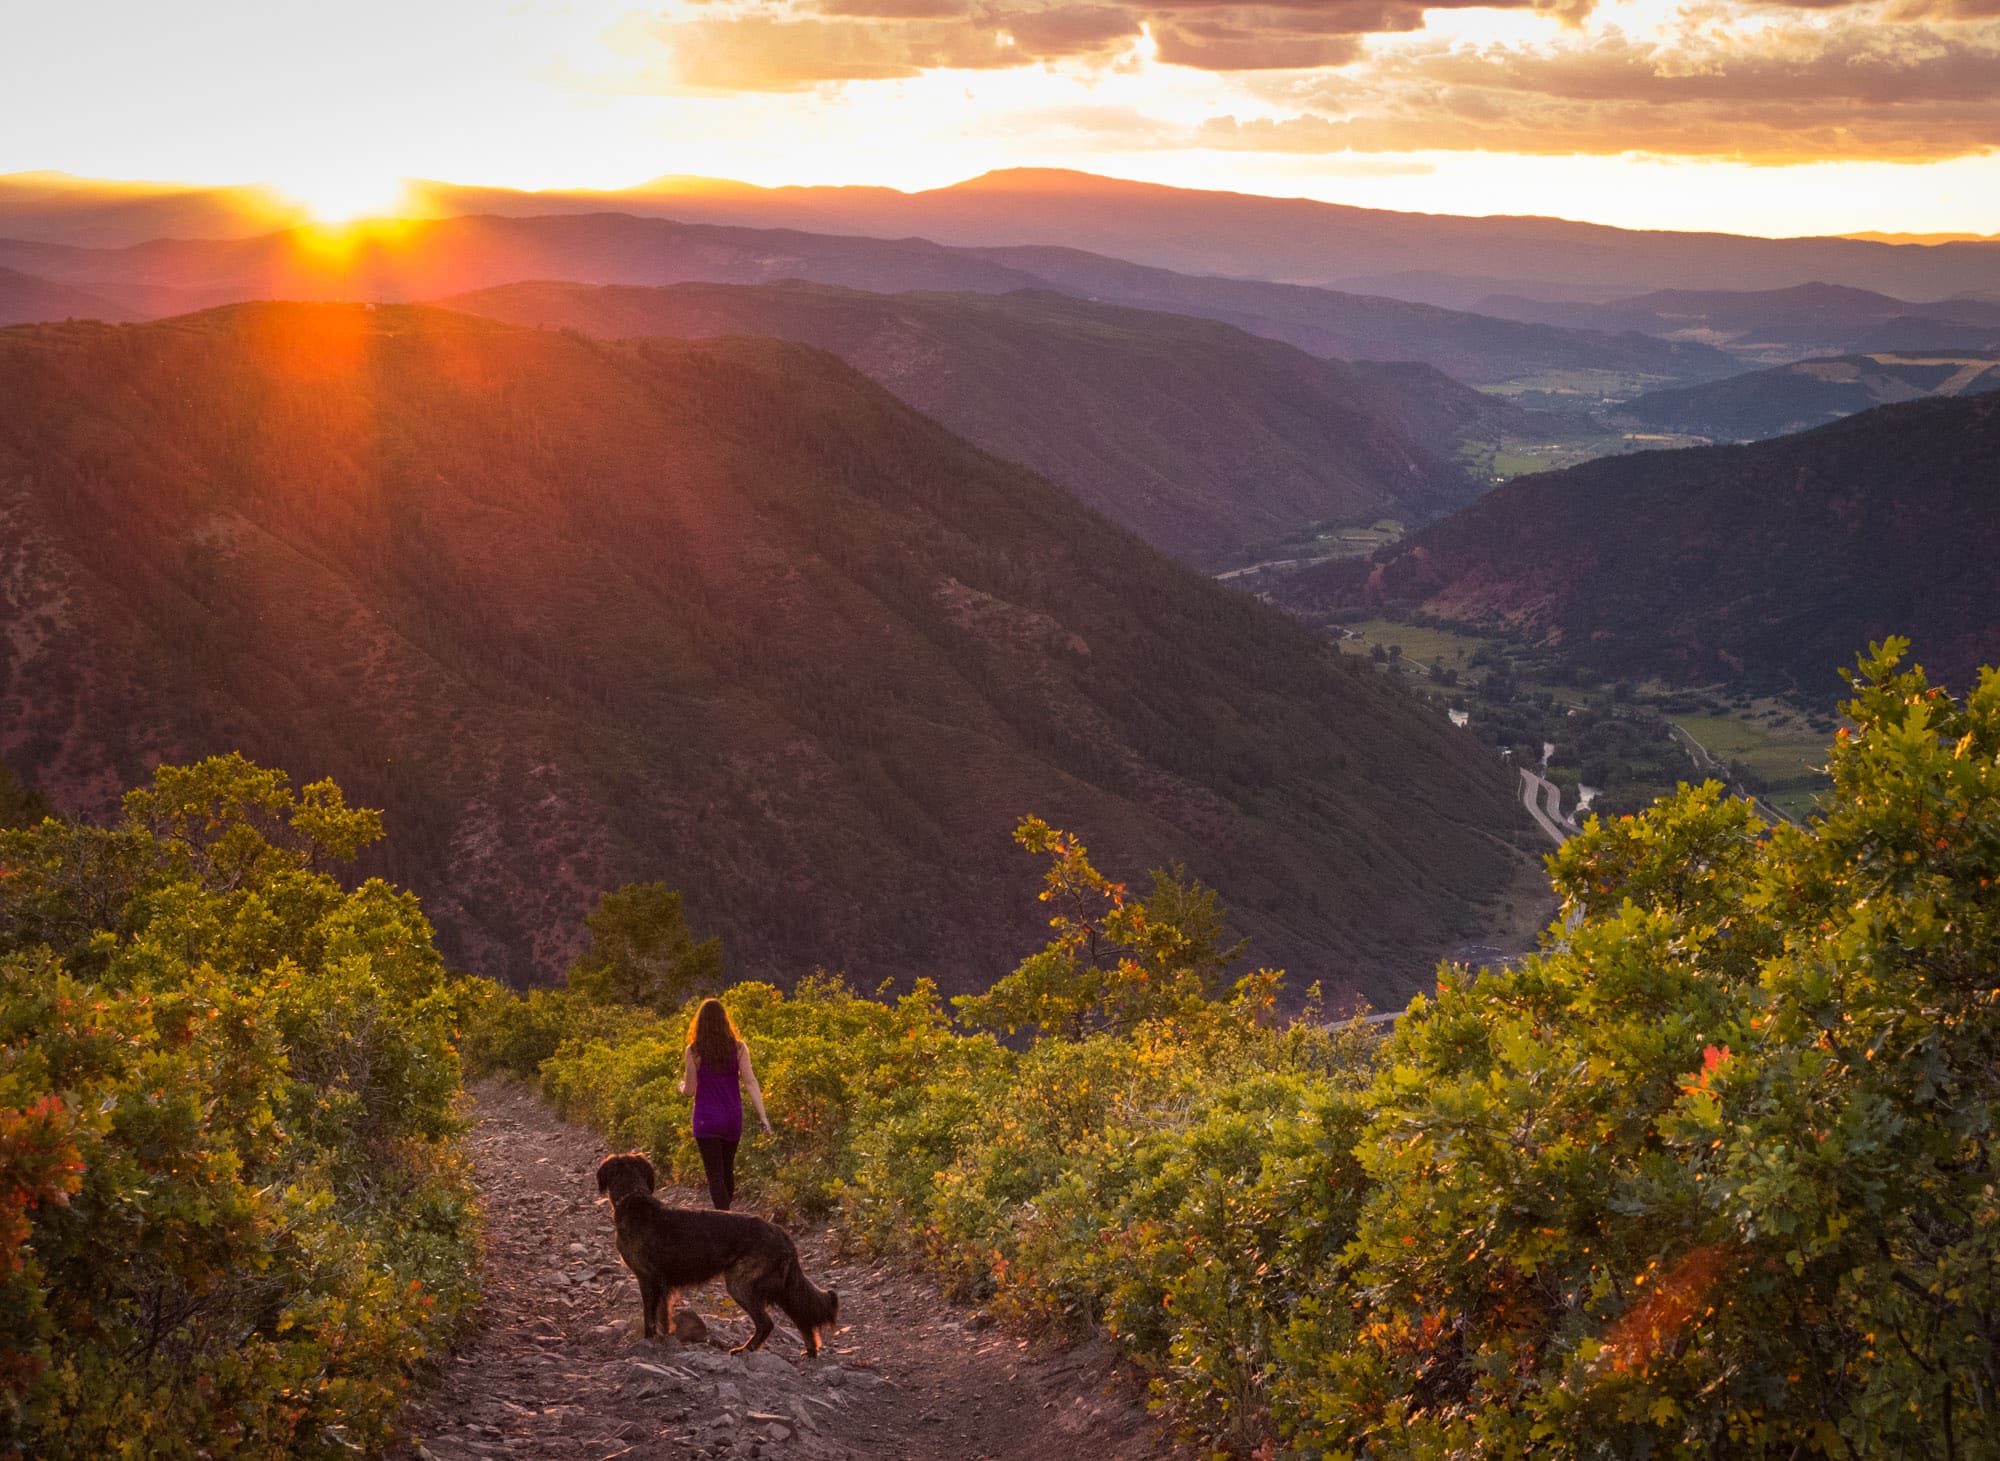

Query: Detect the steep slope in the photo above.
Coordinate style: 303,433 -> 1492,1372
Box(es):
0,212 -> 1732,388
443,279 -> 1515,565
1282,394 -> 2000,699
0,304 -> 1533,1002
1619,350 -> 2000,441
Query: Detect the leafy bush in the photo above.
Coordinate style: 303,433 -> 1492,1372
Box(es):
0,756 -> 480,1459
477,641 -> 2000,1457
1327,641 -> 2000,1457
480,826 -> 1383,1445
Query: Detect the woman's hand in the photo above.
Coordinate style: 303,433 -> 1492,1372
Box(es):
760,1115 -> 774,1137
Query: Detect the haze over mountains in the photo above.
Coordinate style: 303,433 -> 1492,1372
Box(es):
0,303 -> 1536,1000
1618,350 -> 2000,442
417,168 -> 2000,302
0,209 -> 1732,390
15,169 -> 1991,305
1284,393 -> 2000,699
0,264 -> 138,327
1483,282 -> 2000,363
444,279 -> 1525,565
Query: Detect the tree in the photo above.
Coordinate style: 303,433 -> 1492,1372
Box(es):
0,763 -> 50,833
954,818 -> 1252,1039
565,882 -> 723,1012
1324,641 -> 2000,1456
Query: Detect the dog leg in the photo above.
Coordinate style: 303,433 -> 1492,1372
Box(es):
638,1274 -> 662,1340
725,1267 -> 776,1353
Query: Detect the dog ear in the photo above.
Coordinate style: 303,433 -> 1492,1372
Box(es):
595,1158 -> 612,1195
637,1154 -> 657,1192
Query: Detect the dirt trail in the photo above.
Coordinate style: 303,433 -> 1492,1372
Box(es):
395,1081 -> 1173,1461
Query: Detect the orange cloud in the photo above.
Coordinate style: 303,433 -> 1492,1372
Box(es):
1215,16 -> 2000,161
632,0 -> 1594,90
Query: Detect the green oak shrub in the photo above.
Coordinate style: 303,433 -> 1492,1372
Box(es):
478,642 -> 2000,1457
0,756 -> 480,1460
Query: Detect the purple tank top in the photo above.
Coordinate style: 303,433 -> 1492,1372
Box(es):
691,1046 -> 743,1141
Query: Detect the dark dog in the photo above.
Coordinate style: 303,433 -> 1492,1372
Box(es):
595,1152 -> 839,1356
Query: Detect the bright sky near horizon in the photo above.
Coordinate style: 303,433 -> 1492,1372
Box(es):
7,0 -> 2000,237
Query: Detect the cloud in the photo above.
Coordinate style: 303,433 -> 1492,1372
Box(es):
1212,17 -> 2000,161
614,0 -> 2000,166
626,0 -> 1592,90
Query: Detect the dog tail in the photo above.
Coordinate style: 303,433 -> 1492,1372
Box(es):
778,1252 -> 839,1347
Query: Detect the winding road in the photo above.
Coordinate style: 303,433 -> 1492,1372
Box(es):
1518,767 -> 1576,846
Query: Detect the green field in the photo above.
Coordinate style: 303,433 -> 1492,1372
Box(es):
1457,429 -> 1712,483
1478,369 -> 1690,408
1336,618 -> 1495,668
1672,710 -> 1834,821
1273,518 -> 1404,559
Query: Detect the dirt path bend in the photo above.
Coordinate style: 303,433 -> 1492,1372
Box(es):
395,1081 -> 1174,1461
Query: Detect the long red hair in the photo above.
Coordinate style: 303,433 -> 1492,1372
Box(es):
687,998 -> 741,1070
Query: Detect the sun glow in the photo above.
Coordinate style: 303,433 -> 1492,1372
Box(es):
279,170 -> 411,225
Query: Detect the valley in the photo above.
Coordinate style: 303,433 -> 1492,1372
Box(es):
0,302 -> 1536,1006
1318,617 -> 1834,827
6,129 -> 2000,1460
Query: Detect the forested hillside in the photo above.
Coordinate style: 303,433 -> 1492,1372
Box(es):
0,303 -> 1534,1000
445,280 -> 1513,565
1283,393 -> 2000,699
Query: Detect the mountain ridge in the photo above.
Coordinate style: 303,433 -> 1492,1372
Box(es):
440,278 -> 1523,565
0,302 -> 1537,1000
0,211 -> 1734,387
12,167 -> 2000,298
1280,393 -> 2000,698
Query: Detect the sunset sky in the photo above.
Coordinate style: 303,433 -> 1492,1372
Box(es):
9,0 -> 2000,237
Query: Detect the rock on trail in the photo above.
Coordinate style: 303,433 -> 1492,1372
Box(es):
394,1081 -> 1173,1460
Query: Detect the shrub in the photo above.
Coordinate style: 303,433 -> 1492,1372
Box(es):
477,643 -> 2000,1456
0,756 -> 479,1459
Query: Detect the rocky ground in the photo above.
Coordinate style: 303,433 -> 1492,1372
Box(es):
394,1081 -> 1175,1460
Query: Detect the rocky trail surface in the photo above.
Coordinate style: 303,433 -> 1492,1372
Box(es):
395,1081 -> 1172,1461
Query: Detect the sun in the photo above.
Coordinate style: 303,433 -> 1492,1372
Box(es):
277,169 -> 411,225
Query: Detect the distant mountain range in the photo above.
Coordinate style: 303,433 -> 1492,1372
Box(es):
1618,350 -> 2000,442
0,170 -> 308,247
0,211 -> 1733,389
0,303 -> 1537,1001
1280,393 -> 2000,699
0,263 -> 138,325
954,244 -> 1735,387
443,279 -> 1532,565
11,167 -> 2000,304
1480,282 -> 2000,363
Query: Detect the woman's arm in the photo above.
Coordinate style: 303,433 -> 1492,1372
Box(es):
679,1045 -> 697,1098
739,1043 -> 773,1136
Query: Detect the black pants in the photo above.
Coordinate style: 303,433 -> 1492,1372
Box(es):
695,1136 -> 738,1210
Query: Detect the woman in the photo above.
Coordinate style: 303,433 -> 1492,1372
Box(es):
679,998 -> 772,1210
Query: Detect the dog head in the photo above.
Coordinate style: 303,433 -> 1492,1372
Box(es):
595,1152 -> 657,1205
